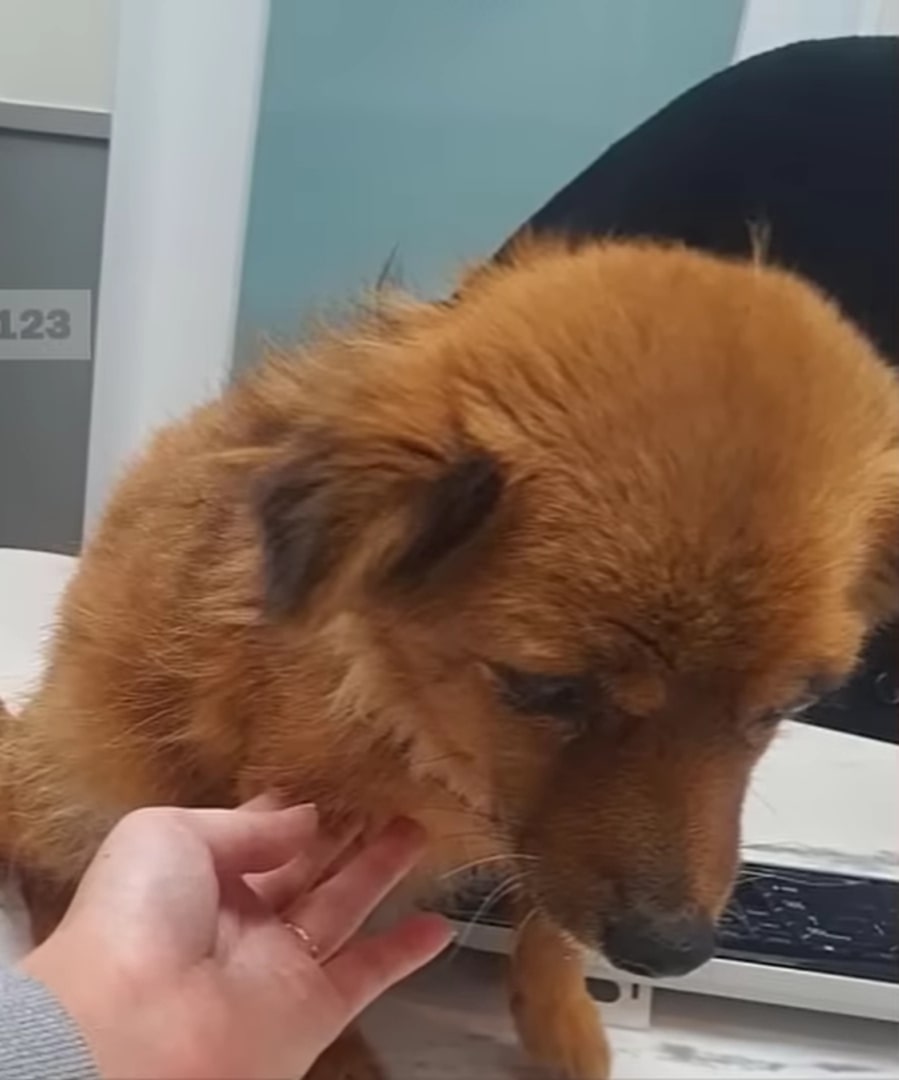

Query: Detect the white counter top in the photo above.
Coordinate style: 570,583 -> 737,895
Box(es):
364,951 -> 899,1079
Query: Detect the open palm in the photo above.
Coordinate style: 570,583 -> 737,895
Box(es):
24,800 -> 451,1080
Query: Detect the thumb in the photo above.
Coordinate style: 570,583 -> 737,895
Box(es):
87,804 -> 320,888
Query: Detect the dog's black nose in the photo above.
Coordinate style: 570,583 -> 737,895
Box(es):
602,907 -> 716,978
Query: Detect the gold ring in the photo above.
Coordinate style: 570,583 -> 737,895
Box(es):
283,919 -> 321,959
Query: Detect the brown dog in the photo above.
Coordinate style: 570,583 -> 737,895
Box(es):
2,238 -> 898,1079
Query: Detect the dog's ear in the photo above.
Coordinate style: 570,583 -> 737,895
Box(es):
254,437 -> 504,618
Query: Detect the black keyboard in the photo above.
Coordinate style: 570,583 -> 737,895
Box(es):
440,862 -> 899,984
717,862 -> 898,984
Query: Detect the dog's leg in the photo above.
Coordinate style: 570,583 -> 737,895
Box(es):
509,910 -> 611,1080
305,1025 -> 386,1080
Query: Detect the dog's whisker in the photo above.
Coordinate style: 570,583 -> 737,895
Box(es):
445,872 -> 528,963
747,788 -> 780,820
439,851 -> 537,883
514,904 -> 540,941
429,830 -> 513,849
727,896 -> 753,934
736,865 -> 855,889
413,803 -> 505,827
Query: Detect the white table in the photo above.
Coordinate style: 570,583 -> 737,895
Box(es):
1,547 -> 897,1078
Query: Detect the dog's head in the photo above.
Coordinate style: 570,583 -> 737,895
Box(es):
252,240 -> 899,977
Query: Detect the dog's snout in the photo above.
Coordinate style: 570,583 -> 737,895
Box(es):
602,906 -> 716,978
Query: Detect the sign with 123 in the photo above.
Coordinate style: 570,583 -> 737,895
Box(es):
0,290 -> 92,360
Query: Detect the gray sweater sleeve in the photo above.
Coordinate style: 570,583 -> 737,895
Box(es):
0,966 -> 99,1079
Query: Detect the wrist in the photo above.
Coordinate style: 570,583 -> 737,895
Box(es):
21,931 -> 173,1080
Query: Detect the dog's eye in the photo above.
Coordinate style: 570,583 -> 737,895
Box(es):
489,663 -> 589,724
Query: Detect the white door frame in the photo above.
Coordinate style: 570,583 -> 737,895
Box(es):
84,0 -> 270,532
734,0 -> 893,61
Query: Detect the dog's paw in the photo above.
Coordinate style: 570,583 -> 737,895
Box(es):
511,985 -> 611,1080
305,1028 -> 388,1080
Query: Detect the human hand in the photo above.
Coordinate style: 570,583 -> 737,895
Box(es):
22,800 -> 452,1079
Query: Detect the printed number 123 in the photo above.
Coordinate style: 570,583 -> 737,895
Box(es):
0,308 -> 72,340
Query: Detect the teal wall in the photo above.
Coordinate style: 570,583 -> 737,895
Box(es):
235,0 -> 743,366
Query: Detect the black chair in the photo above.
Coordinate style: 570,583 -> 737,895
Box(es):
501,36 -> 899,743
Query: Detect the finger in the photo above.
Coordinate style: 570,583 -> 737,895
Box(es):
170,803 -> 318,876
325,913 -> 453,1017
283,818 -> 426,959
307,824 -> 368,888
247,819 -> 363,912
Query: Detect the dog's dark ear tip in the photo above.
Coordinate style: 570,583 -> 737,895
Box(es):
253,456 -> 334,618
253,440 -> 504,615
389,446 -> 505,584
